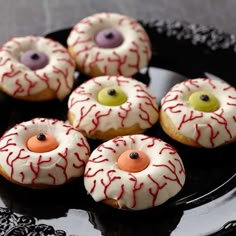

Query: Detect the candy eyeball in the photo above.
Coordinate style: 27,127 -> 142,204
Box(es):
97,86 -> 127,106
95,28 -> 124,48
188,91 -> 220,112
20,50 -> 49,70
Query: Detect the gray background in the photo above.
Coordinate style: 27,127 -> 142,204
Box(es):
0,1 -> 235,235
1,0 -> 236,45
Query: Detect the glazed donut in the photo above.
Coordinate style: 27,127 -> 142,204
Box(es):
0,118 -> 90,188
0,35 -> 75,101
67,12 -> 151,77
160,78 -> 236,148
84,134 -> 186,210
67,75 -> 159,140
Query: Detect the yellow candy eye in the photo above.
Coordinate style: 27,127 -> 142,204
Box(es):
97,86 -> 127,106
189,91 -> 220,112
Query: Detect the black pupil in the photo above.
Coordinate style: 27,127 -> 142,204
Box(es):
107,89 -> 116,96
37,133 -> 46,141
129,152 -> 139,159
200,94 -> 209,101
105,32 -> 114,39
31,53 -> 40,60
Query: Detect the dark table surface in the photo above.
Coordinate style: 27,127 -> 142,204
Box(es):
0,1 -> 236,236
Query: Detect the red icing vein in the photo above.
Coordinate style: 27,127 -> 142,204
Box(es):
101,170 -> 121,199
129,173 -> 144,208
148,174 -> 167,207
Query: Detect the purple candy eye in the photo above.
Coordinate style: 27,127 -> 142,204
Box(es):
20,50 -> 49,70
95,28 -> 124,48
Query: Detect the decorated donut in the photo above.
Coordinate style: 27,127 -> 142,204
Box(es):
160,78 -> 236,148
67,12 -> 151,77
84,134 -> 186,210
0,118 -> 90,188
0,36 -> 75,101
67,75 -> 159,140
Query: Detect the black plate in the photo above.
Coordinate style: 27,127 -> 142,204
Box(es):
0,20 -> 235,236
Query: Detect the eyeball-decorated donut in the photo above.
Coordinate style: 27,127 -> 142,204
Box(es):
67,12 -> 151,77
84,134 -> 186,210
160,78 -> 236,148
0,36 -> 76,101
67,75 -> 159,140
0,118 -> 90,188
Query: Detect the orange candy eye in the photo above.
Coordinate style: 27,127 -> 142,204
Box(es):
117,149 -> 150,173
26,133 -> 59,153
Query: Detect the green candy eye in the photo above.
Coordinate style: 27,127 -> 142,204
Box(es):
189,91 -> 220,112
97,86 -> 127,106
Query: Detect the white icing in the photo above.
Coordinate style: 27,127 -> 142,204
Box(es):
68,75 -> 159,138
0,36 -> 75,100
67,12 -> 151,76
0,118 -> 90,186
161,78 -> 236,147
84,134 -> 186,210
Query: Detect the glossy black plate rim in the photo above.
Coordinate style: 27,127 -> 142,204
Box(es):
0,19 -> 234,236
44,22 -> 236,212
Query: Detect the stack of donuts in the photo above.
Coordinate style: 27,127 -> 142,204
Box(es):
0,12 -> 235,211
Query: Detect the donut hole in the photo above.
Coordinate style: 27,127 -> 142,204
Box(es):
14,40 -> 50,71
26,133 -> 59,153
117,149 -> 150,172
97,86 -> 127,106
188,90 -> 220,112
95,28 -> 124,48
19,49 -> 49,70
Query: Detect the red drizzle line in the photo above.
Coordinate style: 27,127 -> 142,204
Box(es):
129,173 -> 144,208
101,170 -> 121,199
